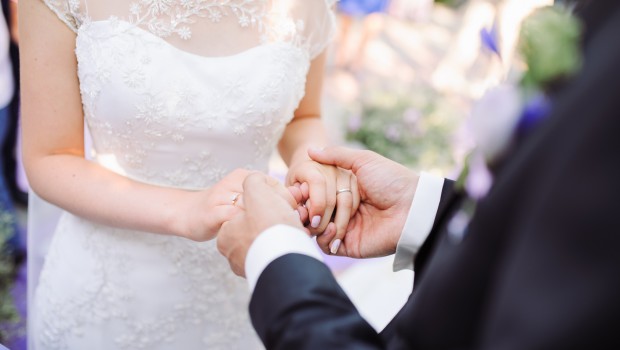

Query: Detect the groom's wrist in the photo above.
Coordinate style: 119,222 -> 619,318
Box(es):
393,172 -> 444,271
245,225 -> 324,292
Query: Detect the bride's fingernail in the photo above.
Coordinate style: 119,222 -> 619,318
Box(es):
311,215 -> 321,228
330,239 -> 342,254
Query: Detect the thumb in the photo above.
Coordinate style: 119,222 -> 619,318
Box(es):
243,173 -> 297,209
308,146 -> 367,172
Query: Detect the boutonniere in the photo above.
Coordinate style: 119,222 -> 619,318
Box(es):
449,5 -> 583,242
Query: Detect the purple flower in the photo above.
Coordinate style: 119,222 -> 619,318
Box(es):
384,125 -> 401,142
403,107 -> 421,125
465,152 -> 494,200
517,93 -> 551,136
469,84 -> 521,160
347,114 -> 362,133
480,21 -> 501,58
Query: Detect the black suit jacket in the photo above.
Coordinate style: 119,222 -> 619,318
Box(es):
249,2 -> 620,349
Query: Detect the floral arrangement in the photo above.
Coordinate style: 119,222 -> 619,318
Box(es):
449,4 -> 583,241
0,209 -> 20,343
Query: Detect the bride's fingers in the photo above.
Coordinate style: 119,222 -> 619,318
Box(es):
331,172 -> 353,254
316,222 -> 337,255
287,185 -> 304,205
300,182 -> 310,200
306,170 -> 336,233
297,204 -> 310,226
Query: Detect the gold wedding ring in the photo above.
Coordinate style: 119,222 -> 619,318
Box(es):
336,188 -> 352,195
231,193 -> 241,206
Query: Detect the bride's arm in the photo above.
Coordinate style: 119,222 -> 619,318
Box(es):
277,52 -> 359,254
19,0 -> 246,241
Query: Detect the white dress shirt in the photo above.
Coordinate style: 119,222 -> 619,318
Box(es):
245,173 -> 445,291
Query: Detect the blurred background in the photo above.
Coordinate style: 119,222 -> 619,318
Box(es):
0,0 -> 553,347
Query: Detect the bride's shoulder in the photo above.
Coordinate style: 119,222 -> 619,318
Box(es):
285,0 -> 337,58
40,0 -> 84,33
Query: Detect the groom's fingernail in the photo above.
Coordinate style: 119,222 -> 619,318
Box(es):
330,239 -> 342,254
311,215 -> 321,228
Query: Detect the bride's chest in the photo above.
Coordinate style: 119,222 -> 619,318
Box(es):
74,21 -> 310,128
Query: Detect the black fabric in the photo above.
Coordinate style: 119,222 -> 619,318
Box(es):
250,254 -> 383,350
250,4 -> 620,349
1,0 -> 25,207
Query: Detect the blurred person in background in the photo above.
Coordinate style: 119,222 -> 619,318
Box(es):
0,0 -> 22,266
335,0 -> 391,73
1,0 -> 26,208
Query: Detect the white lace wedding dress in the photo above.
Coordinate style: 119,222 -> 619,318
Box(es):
29,1 -> 335,349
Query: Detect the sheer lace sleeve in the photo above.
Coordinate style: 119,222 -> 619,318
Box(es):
40,0 -> 84,33
302,0 -> 337,59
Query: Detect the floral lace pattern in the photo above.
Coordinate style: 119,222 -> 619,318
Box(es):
32,0 -> 332,349
128,0 -> 265,40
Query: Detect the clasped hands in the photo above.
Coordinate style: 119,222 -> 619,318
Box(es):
217,147 -> 419,277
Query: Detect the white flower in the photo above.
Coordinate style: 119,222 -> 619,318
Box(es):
142,0 -> 173,15
208,10 -> 223,23
130,3 -> 142,15
177,26 -> 192,40
238,14 -> 250,28
469,84 -> 522,161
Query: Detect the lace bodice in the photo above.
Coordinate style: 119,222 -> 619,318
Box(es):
42,0 -> 336,189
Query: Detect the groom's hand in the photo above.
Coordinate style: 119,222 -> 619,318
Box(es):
308,147 -> 419,258
217,172 -> 305,277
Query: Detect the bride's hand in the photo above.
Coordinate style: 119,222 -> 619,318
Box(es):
180,168 -> 251,242
286,161 -> 360,253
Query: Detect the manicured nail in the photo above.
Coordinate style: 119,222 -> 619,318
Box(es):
311,215 -> 321,228
330,239 -> 342,254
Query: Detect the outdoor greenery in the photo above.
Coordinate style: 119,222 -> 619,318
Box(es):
0,209 -> 20,343
345,86 -> 462,173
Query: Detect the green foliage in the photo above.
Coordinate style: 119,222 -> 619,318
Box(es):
518,5 -> 583,90
433,0 -> 467,9
0,210 -> 19,343
345,88 -> 459,172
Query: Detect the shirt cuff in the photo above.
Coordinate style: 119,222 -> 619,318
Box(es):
393,172 -> 445,271
245,224 -> 324,292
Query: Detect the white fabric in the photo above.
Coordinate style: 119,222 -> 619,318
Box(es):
393,172 -> 444,271
29,1 -> 336,349
245,224 -> 324,292
0,6 -> 14,108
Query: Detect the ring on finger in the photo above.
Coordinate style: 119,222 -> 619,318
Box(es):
231,193 -> 241,206
336,188 -> 352,195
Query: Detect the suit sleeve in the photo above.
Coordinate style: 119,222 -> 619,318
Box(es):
412,179 -> 456,278
250,254 -> 385,349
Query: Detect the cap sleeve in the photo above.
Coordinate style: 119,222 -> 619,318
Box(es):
301,0 -> 338,59
41,0 -> 83,33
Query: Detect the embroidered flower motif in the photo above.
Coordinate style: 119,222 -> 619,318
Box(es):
178,26 -> 192,40
128,0 -> 266,41
238,13 -> 250,27
208,9 -> 223,22
141,0 -> 174,15
130,3 -> 142,16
